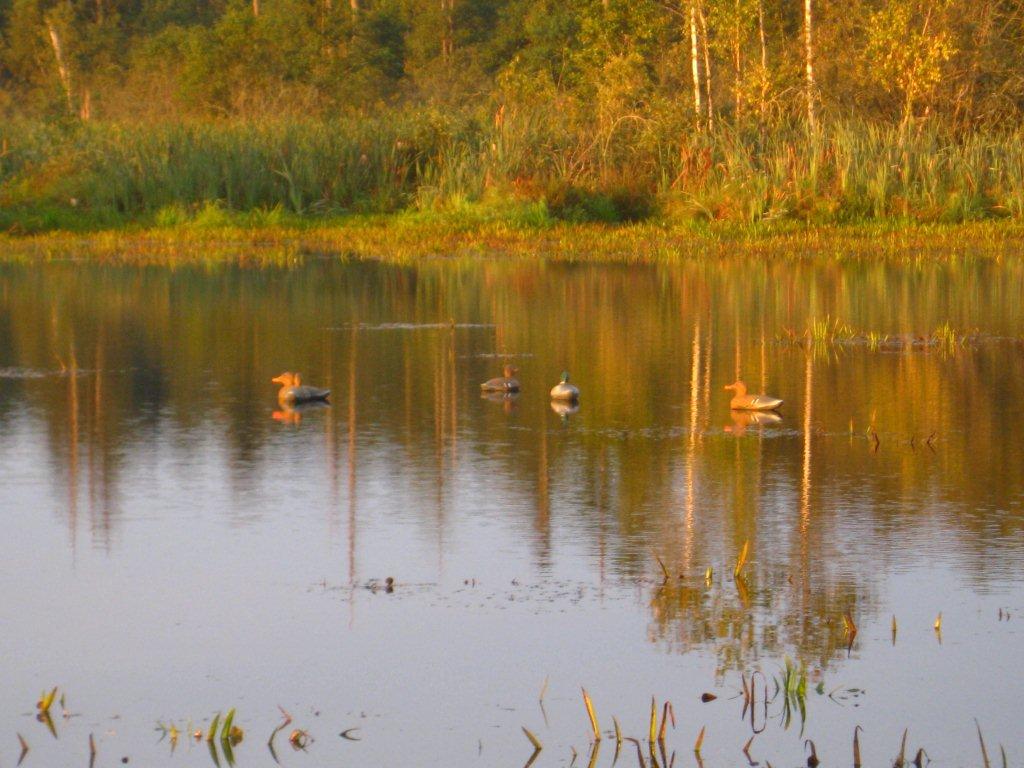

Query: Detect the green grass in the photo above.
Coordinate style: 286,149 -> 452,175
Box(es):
5,115 -> 1024,235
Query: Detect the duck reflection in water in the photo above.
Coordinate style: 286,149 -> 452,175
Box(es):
724,409 -> 782,437
550,399 -> 580,422
272,400 -> 331,426
481,390 -> 520,413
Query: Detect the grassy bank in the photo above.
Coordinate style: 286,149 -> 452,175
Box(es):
5,116 -> 1024,239
4,216 -> 1024,265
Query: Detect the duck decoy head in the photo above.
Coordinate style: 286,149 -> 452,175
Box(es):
272,372 -> 297,387
560,370 -> 571,383
502,364 -> 519,378
724,380 -> 748,396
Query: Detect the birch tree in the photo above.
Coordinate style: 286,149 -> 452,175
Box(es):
803,0 -> 816,130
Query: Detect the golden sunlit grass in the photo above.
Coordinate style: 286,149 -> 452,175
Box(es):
783,316 -> 981,352
4,219 -> 1024,267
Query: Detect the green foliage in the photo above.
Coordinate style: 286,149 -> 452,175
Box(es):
865,0 -> 958,122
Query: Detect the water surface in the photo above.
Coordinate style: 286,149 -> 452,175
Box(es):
1,255 -> 1023,767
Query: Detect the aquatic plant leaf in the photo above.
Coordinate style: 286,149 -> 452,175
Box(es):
207,713 -> 221,743
582,688 -> 601,741
522,726 -> 543,750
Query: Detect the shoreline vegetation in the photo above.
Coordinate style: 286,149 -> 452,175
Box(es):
5,117 -> 1024,263
4,216 -> 1024,264
6,0 -> 1024,263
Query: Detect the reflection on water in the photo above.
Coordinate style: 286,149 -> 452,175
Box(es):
1,256 -> 1023,765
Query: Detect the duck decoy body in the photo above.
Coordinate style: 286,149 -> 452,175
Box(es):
724,380 -> 782,411
549,371 -> 580,402
272,372 -> 330,404
481,364 -> 520,392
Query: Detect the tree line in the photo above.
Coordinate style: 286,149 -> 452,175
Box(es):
2,0 -> 1024,128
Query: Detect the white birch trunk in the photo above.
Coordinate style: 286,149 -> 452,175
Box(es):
803,0 -> 817,130
734,0 -> 742,120
690,2 -> 702,129
758,0 -> 767,120
699,3 -> 713,130
46,21 -> 74,114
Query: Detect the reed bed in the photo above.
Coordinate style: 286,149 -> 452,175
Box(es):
5,115 -> 1024,233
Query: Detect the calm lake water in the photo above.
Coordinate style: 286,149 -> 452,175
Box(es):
1,255 -> 1023,767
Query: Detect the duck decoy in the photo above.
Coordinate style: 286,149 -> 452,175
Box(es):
481,364 -> 520,392
272,372 -> 330,405
549,371 -> 579,402
724,380 -> 782,411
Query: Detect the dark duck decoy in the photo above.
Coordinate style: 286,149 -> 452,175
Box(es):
481,364 -> 520,393
549,371 -> 579,402
724,380 -> 782,411
272,372 -> 330,405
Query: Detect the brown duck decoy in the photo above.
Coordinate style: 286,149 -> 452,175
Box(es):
724,380 -> 782,411
272,372 -> 330,405
481,364 -> 520,392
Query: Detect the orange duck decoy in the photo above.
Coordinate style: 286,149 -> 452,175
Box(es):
272,372 -> 330,405
481,364 -> 520,393
724,380 -> 783,411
